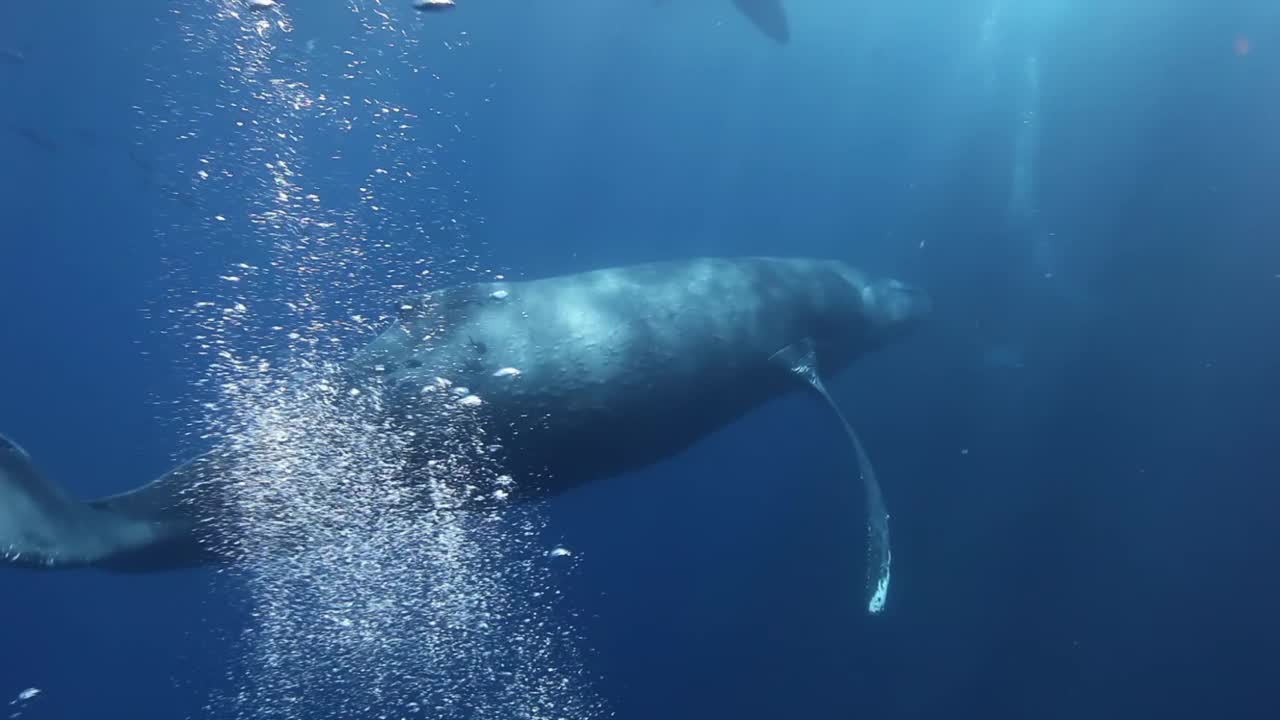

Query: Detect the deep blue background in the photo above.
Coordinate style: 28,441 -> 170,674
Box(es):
2,1 -> 1278,718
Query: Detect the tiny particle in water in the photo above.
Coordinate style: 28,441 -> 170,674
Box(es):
489,289 -> 509,300
548,546 -> 572,558
493,489 -> 509,501
960,448 -> 970,455
348,388 -> 361,397
493,367 -> 521,378
214,215 -> 227,221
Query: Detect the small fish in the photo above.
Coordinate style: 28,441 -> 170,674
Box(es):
73,127 -> 106,144
11,688 -> 40,703
125,147 -> 155,173
8,125 -> 57,153
247,0 -> 277,10
412,0 -> 456,11
0,48 -> 25,65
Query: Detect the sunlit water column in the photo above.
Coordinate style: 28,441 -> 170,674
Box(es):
995,0 -> 1072,289
1007,51 -> 1056,279
969,0 -> 1078,375
149,2 -> 602,719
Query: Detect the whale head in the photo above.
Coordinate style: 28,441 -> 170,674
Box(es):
814,263 -> 931,360
860,277 -> 932,339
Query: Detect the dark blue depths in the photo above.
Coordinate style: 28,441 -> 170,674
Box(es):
1,1 -> 1277,718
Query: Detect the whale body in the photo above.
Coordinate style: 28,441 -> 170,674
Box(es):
0,257 -> 929,599
354,256 -> 926,497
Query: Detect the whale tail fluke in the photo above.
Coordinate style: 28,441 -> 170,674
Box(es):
0,434 -> 214,571
653,0 -> 790,44
731,0 -> 790,44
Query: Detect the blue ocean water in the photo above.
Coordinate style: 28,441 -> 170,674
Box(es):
1,1 -> 1277,718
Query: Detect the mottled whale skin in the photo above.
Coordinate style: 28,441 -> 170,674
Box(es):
356,256 -> 927,497
0,256 -> 929,571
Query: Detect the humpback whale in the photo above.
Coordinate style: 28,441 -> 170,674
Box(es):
0,257 -> 928,613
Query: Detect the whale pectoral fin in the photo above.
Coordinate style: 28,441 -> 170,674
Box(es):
770,339 -> 892,615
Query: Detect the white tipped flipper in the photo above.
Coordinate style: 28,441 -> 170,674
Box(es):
770,338 -> 894,616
